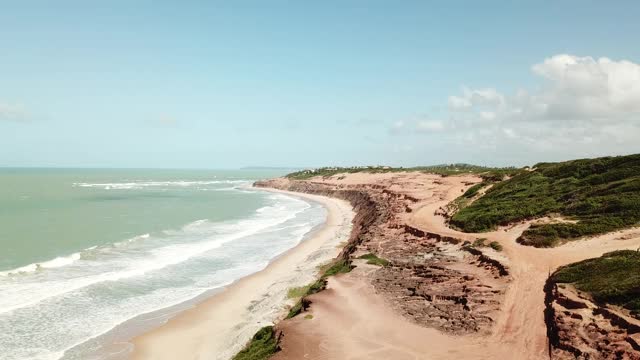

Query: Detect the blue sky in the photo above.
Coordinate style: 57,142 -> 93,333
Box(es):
2,1 -> 640,168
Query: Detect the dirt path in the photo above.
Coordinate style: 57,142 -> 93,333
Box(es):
270,174 -> 640,360
408,179 -> 640,359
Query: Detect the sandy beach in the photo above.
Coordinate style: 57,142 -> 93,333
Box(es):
130,189 -> 354,360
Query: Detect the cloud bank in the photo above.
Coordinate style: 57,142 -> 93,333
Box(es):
396,54 -> 640,163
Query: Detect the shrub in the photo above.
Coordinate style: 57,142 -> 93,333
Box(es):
550,250 -> 640,318
233,326 -> 279,360
451,154 -> 640,247
287,285 -> 310,299
462,183 -> 484,198
322,259 -> 353,277
472,238 -> 487,247
286,259 -> 355,319
358,253 -> 390,266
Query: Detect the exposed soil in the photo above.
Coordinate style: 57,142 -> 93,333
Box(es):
255,172 -> 640,360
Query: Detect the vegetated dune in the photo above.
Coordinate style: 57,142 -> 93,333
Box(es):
252,159 -> 640,360
450,154 -> 640,247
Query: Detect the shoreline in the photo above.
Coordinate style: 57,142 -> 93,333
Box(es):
129,188 -> 355,360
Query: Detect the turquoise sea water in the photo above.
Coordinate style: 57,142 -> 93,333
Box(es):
0,169 -> 325,360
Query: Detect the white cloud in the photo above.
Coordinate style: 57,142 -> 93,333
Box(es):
480,111 -> 496,121
390,117 -> 446,136
0,102 -> 29,122
389,120 -> 405,134
439,54 -> 640,160
449,87 -> 505,111
416,120 -> 445,132
529,55 -> 640,119
448,95 -> 471,109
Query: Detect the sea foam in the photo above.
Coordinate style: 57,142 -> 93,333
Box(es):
72,180 -> 250,190
0,253 -> 82,277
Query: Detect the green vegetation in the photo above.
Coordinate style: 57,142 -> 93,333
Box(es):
472,238 -> 487,247
286,278 -> 326,318
286,259 -> 355,319
287,284 -> 312,299
550,250 -> 640,318
451,154 -> 640,247
358,253 -> 390,266
285,164 -> 520,180
286,300 -> 305,319
462,183 -> 485,198
304,314 -> 313,320
463,238 -> 502,252
322,259 -> 354,277
232,326 -> 279,360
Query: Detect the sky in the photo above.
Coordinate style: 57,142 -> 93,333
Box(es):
1,1 -> 640,168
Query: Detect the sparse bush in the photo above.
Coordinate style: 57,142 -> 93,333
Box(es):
462,183 -> 484,198
286,259 -> 355,319
287,285 -> 310,299
472,238 -> 487,247
322,259 -> 353,277
358,253 -> 390,266
233,326 -> 279,360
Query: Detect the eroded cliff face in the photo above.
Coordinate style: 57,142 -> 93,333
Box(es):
255,176 -> 508,335
545,281 -> 640,359
255,178 -> 380,261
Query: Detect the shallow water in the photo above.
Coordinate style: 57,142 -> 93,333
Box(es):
0,168 -> 324,360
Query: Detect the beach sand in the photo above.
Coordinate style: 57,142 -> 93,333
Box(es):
130,189 -> 354,360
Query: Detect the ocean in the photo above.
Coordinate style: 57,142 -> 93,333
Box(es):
0,168 -> 326,360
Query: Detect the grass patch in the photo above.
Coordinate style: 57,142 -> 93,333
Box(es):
550,250 -> 640,318
285,279 -> 326,319
472,238 -> 487,247
232,326 -> 279,360
464,238 -> 502,252
304,314 -> 313,320
286,300 -> 304,319
450,154 -> 640,247
358,253 -> 390,266
462,183 -> 485,198
488,241 -> 503,251
286,259 -> 355,319
287,285 -> 311,299
322,259 -> 354,277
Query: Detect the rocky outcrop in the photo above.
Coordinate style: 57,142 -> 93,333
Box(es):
255,177 -> 509,335
461,246 -> 510,277
399,224 -> 463,245
544,280 -> 640,359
